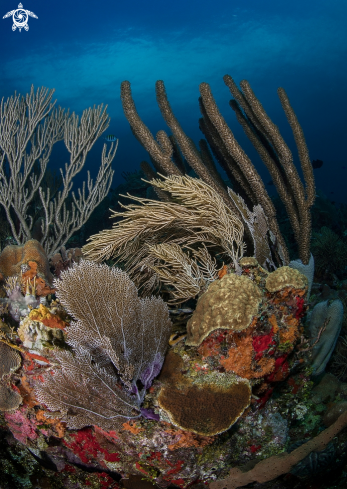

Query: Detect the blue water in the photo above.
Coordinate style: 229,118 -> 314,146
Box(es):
1,0 -> 347,202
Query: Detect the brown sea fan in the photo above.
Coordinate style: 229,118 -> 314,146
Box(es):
35,260 -> 172,430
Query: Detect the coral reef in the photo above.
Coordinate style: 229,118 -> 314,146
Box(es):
1,77 -> 347,489
0,251 -> 347,488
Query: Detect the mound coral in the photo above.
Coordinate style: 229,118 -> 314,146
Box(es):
186,274 -> 263,347
0,239 -> 53,285
265,265 -> 308,292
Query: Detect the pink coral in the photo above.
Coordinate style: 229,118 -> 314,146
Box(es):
4,406 -> 38,444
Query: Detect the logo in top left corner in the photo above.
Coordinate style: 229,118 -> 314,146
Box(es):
3,3 -> 38,32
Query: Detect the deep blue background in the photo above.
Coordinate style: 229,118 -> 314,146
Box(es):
1,0 -> 346,202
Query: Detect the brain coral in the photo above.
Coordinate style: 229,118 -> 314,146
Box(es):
0,239 -> 53,285
186,274 -> 263,347
265,266 -> 308,293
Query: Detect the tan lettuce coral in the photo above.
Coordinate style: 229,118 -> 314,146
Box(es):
0,383 -> 22,412
186,274 -> 263,347
157,352 -> 251,436
0,343 -> 22,412
0,342 -> 21,378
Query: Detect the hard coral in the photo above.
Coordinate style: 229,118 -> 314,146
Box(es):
0,342 -> 21,379
265,265 -> 308,293
0,383 -> 22,411
157,352 -> 251,436
239,256 -> 258,267
0,239 -> 53,285
186,274 -> 263,347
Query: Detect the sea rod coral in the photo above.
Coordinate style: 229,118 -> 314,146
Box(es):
0,85 -> 117,257
83,174 -> 246,302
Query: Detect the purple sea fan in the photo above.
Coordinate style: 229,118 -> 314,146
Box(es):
35,260 -> 172,431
